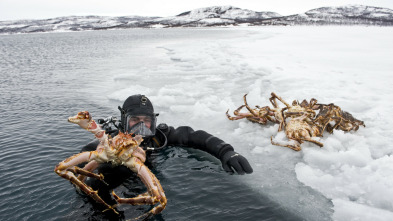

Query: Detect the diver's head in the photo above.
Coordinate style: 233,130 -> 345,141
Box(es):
118,94 -> 157,137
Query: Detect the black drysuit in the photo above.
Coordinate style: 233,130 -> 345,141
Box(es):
80,124 -> 237,204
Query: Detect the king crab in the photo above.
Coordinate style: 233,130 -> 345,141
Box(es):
271,113 -> 323,151
226,94 -> 276,125
54,111 -> 167,219
313,103 -> 366,133
227,93 -> 365,151
269,92 -> 318,121
269,93 -> 323,151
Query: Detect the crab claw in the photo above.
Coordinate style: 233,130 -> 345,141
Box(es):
68,111 -> 93,130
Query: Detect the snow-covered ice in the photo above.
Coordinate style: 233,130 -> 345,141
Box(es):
104,26 -> 393,221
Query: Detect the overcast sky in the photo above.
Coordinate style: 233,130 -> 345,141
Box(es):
1,0 -> 393,21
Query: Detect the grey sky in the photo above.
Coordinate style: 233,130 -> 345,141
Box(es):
1,0 -> 393,21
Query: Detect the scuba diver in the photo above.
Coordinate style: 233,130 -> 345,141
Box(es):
80,94 -> 253,206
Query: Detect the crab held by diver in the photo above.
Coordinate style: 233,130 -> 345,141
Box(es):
54,111 -> 166,219
227,93 -> 365,151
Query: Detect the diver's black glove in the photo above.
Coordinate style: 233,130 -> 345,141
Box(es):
220,150 -> 253,175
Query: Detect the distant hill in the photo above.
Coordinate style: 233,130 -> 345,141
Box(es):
1,5 -> 392,34
155,5 -> 281,27
258,5 -> 393,26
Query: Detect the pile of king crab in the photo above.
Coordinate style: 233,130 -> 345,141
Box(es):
54,111 -> 166,220
226,92 -> 365,151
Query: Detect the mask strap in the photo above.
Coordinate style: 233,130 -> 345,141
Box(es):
118,106 -> 126,132
118,106 -> 125,114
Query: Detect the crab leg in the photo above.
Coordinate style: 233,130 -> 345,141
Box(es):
243,94 -> 260,117
270,92 -> 291,108
301,138 -> 323,147
116,158 -> 167,218
247,117 -> 268,124
226,105 -> 249,120
56,151 -> 96,170
309,98 -> 319,109
67,166 -> 104,180
270,136 -> 301,151
325,117 -> 342,133
78,160 -> 100,182
56,170 -> 116,213
233,105 -> 246,115
226,109 -> 253,120
113,191 -> 156,205
54,152 -> 117,214
269,94 -> 279,108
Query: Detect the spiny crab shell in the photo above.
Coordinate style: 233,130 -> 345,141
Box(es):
107,132 -> 143,164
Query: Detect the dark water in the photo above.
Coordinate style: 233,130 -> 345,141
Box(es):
0,29 -> 301,221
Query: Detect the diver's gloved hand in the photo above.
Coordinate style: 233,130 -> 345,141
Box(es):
220,150 -> 253,175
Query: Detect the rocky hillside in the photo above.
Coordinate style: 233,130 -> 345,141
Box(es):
155,6 -> 281,27
259,5 -> 393,26
0,5 -> 392,34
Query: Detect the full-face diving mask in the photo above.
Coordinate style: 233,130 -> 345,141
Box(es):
125,115 -> 156,137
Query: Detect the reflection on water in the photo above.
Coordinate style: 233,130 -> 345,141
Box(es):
0,30 -> 299,221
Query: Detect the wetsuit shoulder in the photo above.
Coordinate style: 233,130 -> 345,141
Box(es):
81,139 -> 100,152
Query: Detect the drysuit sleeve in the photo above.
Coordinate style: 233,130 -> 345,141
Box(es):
163,125 -> 253,174
164,126 -> 232,158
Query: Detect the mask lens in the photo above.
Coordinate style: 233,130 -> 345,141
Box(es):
126,115 -> 156,137
128,122 -> 154,137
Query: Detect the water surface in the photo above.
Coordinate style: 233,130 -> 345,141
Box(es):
0,29 -> 299,221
